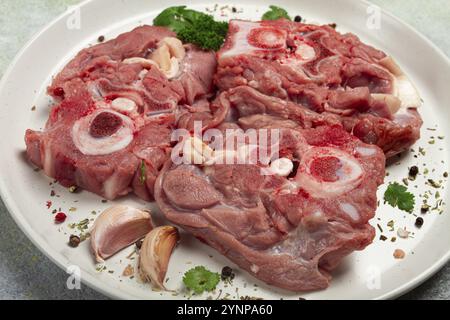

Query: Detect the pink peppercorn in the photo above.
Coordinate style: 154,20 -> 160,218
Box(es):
54,212 -> 67,223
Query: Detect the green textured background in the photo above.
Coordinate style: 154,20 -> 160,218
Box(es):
0,0 -> 449,299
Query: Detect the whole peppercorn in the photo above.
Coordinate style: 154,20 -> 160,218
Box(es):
69,235 -> 81,248
421,204 -> 430,214
415,217 -> 424,228
408,166 -> 419,179
98,35 -> 105,43
221,266 -> 235,281
294,15 -> 302,23
54,212 -> 67,224
135,239 -> 143,250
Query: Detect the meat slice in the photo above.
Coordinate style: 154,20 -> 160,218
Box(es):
214,85 -> 422,157
25,92 -> 172,200
25,26 -> 218,200
155,126 -> 385,291
49,26 -> 216,112
216,19 -> 423,157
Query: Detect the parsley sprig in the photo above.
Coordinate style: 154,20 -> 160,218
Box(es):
261,5 -> 291,21
384,182 -> 415,213
183,266 -> 220,294
153,6 -> 228,51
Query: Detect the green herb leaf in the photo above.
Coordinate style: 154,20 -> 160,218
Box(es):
153,6 -> 228,51
183,266 -> 220,294
384,182 -> 415,213
261,5 -> 291,21
139,160 -> 146,185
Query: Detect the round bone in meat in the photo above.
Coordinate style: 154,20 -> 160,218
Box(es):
72,109 -> 134,156
295,147 -> 364,198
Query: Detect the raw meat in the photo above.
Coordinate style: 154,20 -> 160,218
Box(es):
25,26 -> 217,200
216,19 -> 423,157
155,125 -> 385,291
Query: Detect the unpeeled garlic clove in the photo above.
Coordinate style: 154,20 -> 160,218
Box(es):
90,205 -> 153,262
139,226 -> 180,290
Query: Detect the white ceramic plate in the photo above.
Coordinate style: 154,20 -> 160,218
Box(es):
0,0 -> 449,300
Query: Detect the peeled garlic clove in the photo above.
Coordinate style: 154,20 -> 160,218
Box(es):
90,205 -> 153,262
122,57 -> 159,69
160,37 -> 186,60
163,57 -> 180,79
139,226 -> 180,290
182,136 -> 214,165
150,44 -> 171,72
270,158 -> 294,176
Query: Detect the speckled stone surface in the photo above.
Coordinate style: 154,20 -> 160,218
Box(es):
0,0 -> 449,300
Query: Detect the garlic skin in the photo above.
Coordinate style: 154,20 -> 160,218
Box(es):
90,205 -> 153,262
139,226 -> 180,290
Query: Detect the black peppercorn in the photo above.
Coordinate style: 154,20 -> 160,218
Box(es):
98,35 -> 105,43
69,235 -> 81,248
421,204 -> 430,214
221,266 -> 234,280
294,15 -> 302,23
232,7 -> 237,13
328,23 -> 337,29
409,166 -> 419,178
415,217 -> 424,228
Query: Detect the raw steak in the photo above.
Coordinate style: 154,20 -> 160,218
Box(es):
216,19 -> 423,157
155,125 -> 385,291
25,26 -> 217,200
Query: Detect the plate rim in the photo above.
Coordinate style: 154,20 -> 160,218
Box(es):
0,0 -> 449,300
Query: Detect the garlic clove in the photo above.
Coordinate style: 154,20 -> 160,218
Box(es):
90,205 -> 153,262
139,226 -> 180,290
150,44 -> 171,73
182,136 -> 214,165
122,57 -> 159,69
159,37 -> 186,60
163,57 -> 180,79
270,157 -> 294,176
